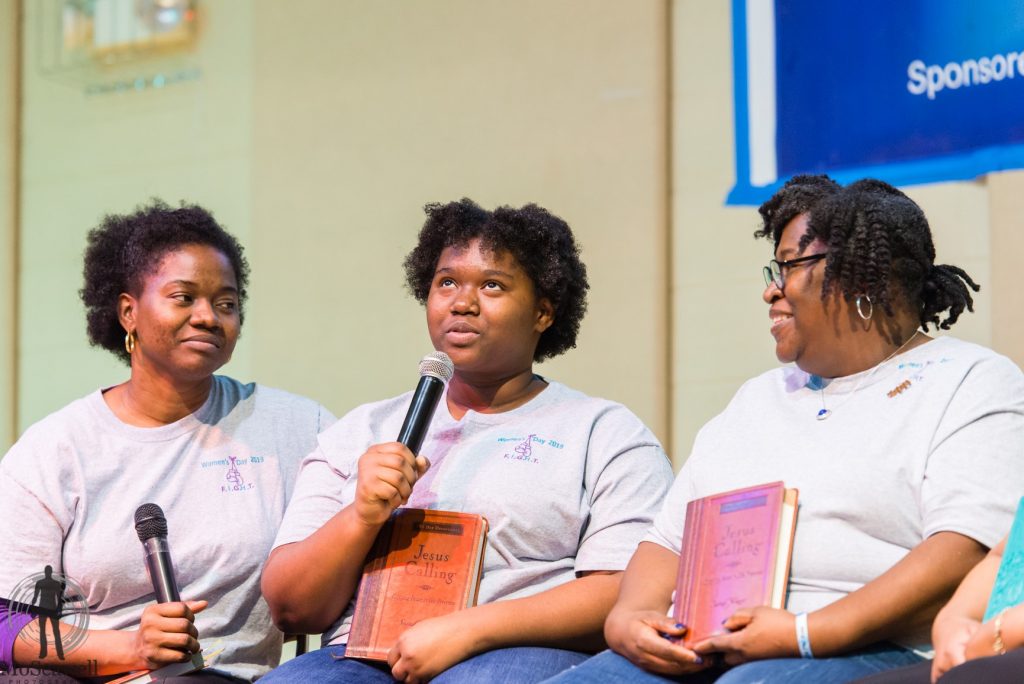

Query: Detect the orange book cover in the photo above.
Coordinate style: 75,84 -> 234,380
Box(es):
345,509 -> 488,661
673,481 -> 798,648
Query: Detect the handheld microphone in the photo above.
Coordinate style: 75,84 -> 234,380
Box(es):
397,351 -> 455,455
134,503 -> 181,603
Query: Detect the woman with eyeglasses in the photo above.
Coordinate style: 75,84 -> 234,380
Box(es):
544,176 -> 1024,684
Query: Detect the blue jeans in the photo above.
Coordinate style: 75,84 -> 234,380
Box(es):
852,648 -> 1024,683
261,644 -> 590,683
541,645 -> 924,684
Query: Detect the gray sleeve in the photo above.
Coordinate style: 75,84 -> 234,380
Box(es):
922,353 -> 1024,547
575,407 -> 674,573
644,458 -> 696,553
272,396 -> 399,551
0,449 -> 69,596
271,442 -> 352,550
318,405 -> 339,432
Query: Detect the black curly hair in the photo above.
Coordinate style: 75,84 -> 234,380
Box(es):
403,198 -> 589,361
756,175 -> 979,331
80,199 -> 250,364
754,174 -> 841,245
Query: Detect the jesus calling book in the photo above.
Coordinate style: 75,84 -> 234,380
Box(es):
673,481 -> 798,648
345,508 -> 488,661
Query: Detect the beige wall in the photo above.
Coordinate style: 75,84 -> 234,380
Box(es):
6,1 -> 1024,466
246,0 -> 669,435
0,0 -> 17,446
12,1 -> 670,446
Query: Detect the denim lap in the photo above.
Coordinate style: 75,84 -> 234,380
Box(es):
260,645 -> 393,683
714,645 -> 924,684
262,644 -> 589,683
542,645 -> 924,684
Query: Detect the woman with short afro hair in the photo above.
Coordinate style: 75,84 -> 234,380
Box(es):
403,198 -> 589,362
0,200 -> 334,682
80,200 -> 250,363
262,198 -> 673,684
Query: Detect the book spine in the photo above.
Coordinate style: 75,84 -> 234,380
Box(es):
674,498 -> 704,633
770,489 -> 799,608
462,516 -> 486,608
757,486 -> 784,607
346,516 -> 395,658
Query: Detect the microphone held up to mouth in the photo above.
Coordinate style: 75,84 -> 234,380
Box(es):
397,351 -> 455,456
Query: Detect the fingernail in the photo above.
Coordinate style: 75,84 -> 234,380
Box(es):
694,656 -> 703,665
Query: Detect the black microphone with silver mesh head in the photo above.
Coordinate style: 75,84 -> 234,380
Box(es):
134,503 -> 181,603
396,351 -> 455,455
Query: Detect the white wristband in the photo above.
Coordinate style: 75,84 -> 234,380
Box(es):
795,612 -> 814,658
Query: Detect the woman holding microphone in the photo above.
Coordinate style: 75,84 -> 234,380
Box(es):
261,199 -> 673,683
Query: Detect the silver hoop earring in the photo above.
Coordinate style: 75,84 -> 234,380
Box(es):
855,295 -> 874,321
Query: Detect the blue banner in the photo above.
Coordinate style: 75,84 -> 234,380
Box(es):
729,0 -> 1024,205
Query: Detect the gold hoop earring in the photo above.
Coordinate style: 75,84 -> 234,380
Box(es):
124,331 -> 136,354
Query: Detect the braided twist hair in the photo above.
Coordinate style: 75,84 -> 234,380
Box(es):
800,179 -> 979,330
754,174 -> 841,245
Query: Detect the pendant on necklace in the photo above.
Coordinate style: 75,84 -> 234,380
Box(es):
816,408 -> 832,421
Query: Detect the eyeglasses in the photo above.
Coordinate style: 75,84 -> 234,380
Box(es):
763,253 -> 827,291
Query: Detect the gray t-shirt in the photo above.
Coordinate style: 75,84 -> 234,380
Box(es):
273,380 -> 674,647
0,376 -> 335,681
647,336 -> 1024,651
